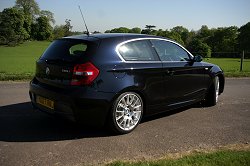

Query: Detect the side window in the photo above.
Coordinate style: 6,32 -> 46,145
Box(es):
151,40 -> 190,61
118,40 -> 157,61
69,43 -> 87,56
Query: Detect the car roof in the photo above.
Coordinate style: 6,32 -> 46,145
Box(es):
64,33 -> 166,41
87,33 -> 156,39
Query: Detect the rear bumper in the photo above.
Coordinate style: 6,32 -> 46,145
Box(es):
29,79 -> 115,126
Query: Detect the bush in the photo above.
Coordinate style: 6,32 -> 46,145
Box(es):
188,39 -> 211,58
0,8 -> 29,46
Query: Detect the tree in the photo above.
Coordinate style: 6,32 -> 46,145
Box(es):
52,25 -> 66,39
40,10 -> 55,24
197,25 -> 213,41
52,19 -> 73,39
110,27 -> 130,33
64,19 -> 73,36
211,26 -> 238,52
31,16 -> 52,40
167,31 -> 185,46
15,0 -> 40,38
141,25 -> 156,34
170,26 -> 189,46
15,0 -> 40,17
185,30 -> 196,46
104,30 -> 111,33
0,7 -> 29,46
92,31 -> 101,34
156,29 -> 164,37
196,25 -> 214,48
129,27 -> 141,34
187,38 -> 211,58
145,25 -> 156,30
142,25 -> 156,34
238,22 -> 250,51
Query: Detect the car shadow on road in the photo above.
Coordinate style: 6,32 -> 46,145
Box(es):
0,102 -> 198,142
0,102 -> 110,142
142,105 -> 194,123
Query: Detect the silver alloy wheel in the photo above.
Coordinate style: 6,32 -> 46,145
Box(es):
215,76 -> 220,103
115,93 -> 142,131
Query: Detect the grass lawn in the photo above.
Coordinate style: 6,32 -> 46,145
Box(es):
107,150 -> 250,166
0,41 -> 249,80
0,41 -> 51,80
204,58 -> 250,77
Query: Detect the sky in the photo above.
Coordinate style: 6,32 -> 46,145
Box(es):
0,0 -> 250,32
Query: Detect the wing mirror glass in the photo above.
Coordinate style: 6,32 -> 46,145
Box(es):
192,55 -> 203,62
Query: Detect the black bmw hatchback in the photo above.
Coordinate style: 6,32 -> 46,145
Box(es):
29,33 -> 224,134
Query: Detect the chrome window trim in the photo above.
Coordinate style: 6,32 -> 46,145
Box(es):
115,37 -> 194,63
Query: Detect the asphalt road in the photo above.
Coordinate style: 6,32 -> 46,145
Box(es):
0,78 -> 250,166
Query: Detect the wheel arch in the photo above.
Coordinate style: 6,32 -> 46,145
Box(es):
217,73 -> 225,94
106,86 -> 147,121
106,87 -> 146,134
209,64 -> 225,95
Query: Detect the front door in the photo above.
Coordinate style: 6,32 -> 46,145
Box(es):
150,39 -> 206,109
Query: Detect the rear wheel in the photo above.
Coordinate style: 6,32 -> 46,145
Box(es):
205,76 -> 220,106
109,92 -> 143,134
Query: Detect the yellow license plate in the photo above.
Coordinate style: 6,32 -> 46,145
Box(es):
36,96 -> 54,110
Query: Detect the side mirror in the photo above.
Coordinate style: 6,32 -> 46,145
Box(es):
193,55 -> 203,62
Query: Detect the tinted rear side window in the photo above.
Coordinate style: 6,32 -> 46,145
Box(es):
40,39 -> 96,60
118,40 -> 158,61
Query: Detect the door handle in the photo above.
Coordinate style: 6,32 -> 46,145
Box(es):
165,70 -> 174,75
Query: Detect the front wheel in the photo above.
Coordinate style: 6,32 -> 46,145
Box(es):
205,76 -> 220,106
109,92 -> 143,134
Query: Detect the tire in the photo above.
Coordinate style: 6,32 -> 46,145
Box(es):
205,76 -> 220,106
109,92 -> 143,134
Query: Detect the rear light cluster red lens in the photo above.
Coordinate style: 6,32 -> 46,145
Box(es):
71,62 -> 99,85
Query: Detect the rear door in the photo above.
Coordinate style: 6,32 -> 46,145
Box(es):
150,39 -> 207,107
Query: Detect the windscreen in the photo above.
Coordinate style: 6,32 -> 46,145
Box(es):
40,39 -> 96,60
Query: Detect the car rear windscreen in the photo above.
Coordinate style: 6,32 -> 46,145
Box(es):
40,39 -> 96,60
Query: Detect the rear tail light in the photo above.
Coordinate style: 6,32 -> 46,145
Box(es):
71,62 -> 99,85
